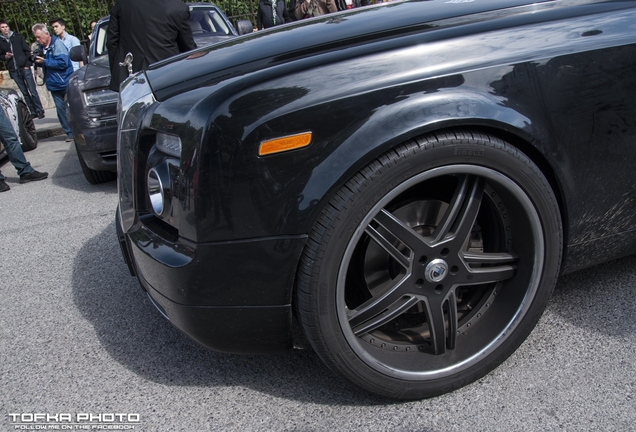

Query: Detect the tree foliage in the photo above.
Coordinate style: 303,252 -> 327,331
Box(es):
1,0 -> 257,46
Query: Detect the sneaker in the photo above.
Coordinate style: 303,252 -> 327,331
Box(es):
31,113 -> 39,119
66,135 -> 74,142
0,180 -> 10,192
19,170 -> 48,184
38,111 -> 45,119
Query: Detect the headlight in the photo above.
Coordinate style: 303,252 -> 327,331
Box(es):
156,133 -> 182,158
84,88 -> 119,106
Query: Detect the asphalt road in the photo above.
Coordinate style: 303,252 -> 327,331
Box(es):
1,135 -> 634,431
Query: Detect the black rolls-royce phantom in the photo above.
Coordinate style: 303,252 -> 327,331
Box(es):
116,0 -> 636,399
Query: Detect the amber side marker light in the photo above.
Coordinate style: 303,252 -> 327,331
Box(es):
259,132 -> 312,156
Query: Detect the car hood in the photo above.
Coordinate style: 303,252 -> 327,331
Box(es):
145,0 -> 556,100
80,55 -> 112,91
77,33 -> 235,92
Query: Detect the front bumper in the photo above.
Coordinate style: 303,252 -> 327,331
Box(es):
73,122 -> 118,172
116,208 -> 306,354
67,70 -> 119,173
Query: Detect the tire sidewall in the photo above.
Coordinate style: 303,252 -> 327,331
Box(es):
18,101 -> 38,152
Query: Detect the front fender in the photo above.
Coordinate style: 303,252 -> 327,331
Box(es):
306,87 -> 554,208
188,80 -> 560,244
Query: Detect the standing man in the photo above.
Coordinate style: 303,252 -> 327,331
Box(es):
106,0 -> 197,92
88,20 -> 98,42
0,109 -> 47,192
257,0 -> 290,29
49,18 -> 82,71
0,20 -> 45,119
32,23 -> 74,142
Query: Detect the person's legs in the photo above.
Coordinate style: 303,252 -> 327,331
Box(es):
50,90 -> 72,137
0,110 -> 34,176
9,69 -> 37,115
20,68 -> 45,117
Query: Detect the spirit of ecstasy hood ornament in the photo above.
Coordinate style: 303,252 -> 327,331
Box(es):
119,52 -> 133,77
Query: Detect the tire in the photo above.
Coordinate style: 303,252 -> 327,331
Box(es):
75,143 -> 117,184
296,130 -> 562,399
17,101 -> 38,152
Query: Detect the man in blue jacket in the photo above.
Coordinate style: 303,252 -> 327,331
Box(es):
32,23 -> 74,142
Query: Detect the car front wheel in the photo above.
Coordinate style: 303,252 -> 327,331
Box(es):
296,131 -> 562,399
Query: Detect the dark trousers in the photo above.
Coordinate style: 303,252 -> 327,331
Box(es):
9,67 -> 44,116
0,110 -> 34,180
50,89 -> 72,137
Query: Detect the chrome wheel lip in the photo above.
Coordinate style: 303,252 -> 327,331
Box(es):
336,164 -> 545,381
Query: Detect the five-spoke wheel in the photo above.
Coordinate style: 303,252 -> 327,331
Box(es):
296,131 -> 562,399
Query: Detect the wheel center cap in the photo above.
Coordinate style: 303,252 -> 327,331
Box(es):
425,259 -> 449,283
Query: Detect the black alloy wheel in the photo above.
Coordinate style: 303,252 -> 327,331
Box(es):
296,131 -> 562,399
17,101 -> 38,152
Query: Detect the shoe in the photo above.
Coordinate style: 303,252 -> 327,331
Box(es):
19,170 -> 48,184
0,180 -> 10,192
66,135 -> 74,142
31,113 -> 38,119
38,112 -> 45,119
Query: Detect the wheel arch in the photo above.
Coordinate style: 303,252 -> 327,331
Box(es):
450,123 -> 569,260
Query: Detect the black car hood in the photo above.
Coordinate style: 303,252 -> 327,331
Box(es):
77,33 -> 235,92
81,55 -> 111,91
145,0 -> 557,100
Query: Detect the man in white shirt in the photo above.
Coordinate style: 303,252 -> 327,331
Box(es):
49,18 -> 82,71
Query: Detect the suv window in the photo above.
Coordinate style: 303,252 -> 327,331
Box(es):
94,22 -> 108,58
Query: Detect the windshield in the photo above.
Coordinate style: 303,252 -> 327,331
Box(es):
91,6 -> 232,60
189,8 -> 232,36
